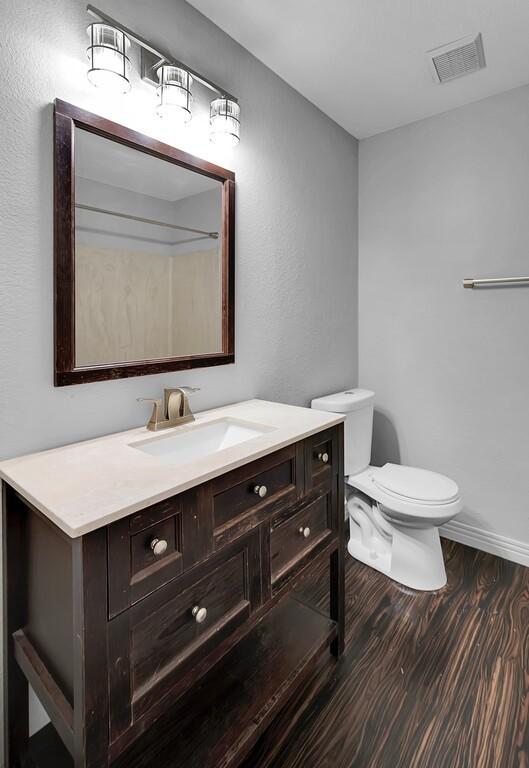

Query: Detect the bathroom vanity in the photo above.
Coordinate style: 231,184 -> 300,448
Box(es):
1,400 -> 345,768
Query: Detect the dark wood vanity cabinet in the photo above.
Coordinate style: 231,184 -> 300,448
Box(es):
3,424 -> 344,768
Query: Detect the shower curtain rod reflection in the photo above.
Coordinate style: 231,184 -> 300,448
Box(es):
76,226 -> 214,248
75,203 -> 219,240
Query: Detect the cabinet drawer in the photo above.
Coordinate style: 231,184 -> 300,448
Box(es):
107,487 -> 214,618
130,514 -> 182,584
270,493 -> 333,586
212,443 -> 304,547
108,497 -> 184,617
305,428 -> 339,491
108,530 -> 262,741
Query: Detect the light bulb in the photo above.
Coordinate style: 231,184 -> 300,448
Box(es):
209,98 -> 240,147
86,23 -> 131,94
156,65 -> 193,124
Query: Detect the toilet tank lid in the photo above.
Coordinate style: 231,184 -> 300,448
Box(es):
311,389 -> 375,413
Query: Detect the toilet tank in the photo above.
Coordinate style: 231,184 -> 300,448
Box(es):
311,389 -> 375,476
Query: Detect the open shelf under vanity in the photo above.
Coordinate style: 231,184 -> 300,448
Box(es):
25,596 -> 336,768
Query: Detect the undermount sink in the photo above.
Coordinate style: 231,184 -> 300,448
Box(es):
130,417 -> 274,466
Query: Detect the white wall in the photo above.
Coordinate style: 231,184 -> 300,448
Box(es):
0,0 -> 358,752
359,84 -> 529,564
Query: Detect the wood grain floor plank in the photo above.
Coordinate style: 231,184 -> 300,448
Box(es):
243,540 -> 529,768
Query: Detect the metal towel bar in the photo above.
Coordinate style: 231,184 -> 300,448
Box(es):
463,276 -> 529,289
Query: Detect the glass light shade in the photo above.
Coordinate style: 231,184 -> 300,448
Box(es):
156,65 -> 193,124
86,23 -> 131,94
209,98 -> 240,148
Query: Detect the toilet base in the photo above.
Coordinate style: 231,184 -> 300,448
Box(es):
347,495 -> 447,591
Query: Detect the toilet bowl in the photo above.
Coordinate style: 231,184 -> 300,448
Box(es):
346,463 -> 462,589
311,390 -> 462,591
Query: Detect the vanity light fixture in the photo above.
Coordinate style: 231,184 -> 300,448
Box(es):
85,5 -> 241,145
156,65 -> 193,124
86,22 -> 131,93
209,98 -> 240,147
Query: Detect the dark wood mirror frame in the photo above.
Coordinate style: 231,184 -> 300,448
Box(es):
54,99 -> 235,386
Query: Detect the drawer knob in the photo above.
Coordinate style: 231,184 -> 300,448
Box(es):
318,452 -> 329,464
192,605 -> 208,624
299,526 -> 311,539
150,538 -> 168,557
253,484 -> 268,498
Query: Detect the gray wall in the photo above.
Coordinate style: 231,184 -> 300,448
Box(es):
0,0 -> 358,463
359,84 -> 529,558
0,0 -> 358,748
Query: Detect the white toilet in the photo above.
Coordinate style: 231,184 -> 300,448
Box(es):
311,389 -> 462,591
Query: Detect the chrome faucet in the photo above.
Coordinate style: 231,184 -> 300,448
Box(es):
138,387 -> 200,431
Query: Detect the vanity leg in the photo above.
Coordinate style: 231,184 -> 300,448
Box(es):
3,484 -> 30,767
330,546 -> 345,658
330,423 -> 345,658
72,530 -> 110,767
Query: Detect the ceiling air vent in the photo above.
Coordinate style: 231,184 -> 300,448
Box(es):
427,33 -> 486,84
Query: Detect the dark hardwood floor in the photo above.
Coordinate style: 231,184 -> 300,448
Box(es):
243,540 -> 529,768
26,540 -> 529,768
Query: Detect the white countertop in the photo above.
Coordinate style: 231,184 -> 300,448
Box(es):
0,400 -> 343,538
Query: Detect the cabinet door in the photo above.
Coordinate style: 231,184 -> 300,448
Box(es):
108,529 -> 262,745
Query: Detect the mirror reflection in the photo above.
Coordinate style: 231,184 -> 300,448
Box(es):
74,127 -> 223,367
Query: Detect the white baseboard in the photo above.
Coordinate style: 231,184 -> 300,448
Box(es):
441,519 -> 529,568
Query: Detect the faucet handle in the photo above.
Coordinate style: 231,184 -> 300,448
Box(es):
137,398 -> 163,430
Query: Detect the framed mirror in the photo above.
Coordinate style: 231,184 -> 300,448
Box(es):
54,100 -> 234,386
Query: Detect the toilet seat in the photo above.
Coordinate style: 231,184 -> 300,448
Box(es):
346,464 -> 462,523
372,464 -> 459,505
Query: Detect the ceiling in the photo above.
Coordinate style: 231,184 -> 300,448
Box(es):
187,0 -> 529,138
